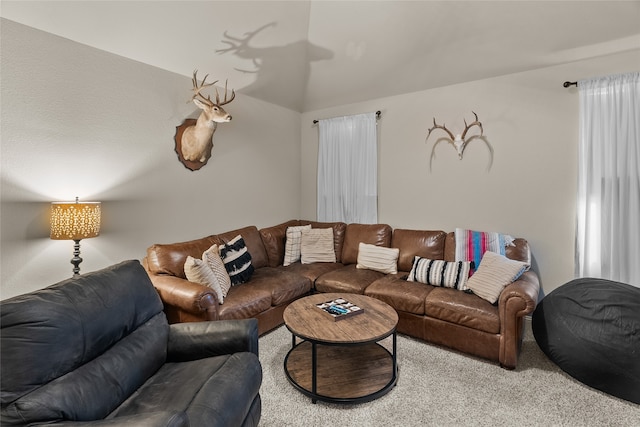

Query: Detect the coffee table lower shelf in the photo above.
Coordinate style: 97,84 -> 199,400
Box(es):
284,338 -> 397,404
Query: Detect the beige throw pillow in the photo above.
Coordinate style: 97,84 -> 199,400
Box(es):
203,244 -> 232,300
300,228 -> 336,264
283,225 -> 312,266
356,242 -> 399,274
184,255 -> 225,304
466,251 -> 530,304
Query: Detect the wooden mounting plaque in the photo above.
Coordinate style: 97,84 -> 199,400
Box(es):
174,118 -> 212,171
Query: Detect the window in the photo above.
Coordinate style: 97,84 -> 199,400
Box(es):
575,72 -> 640,286
317,112 -> 378,224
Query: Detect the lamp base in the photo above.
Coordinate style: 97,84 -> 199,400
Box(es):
71,239 -> 83,277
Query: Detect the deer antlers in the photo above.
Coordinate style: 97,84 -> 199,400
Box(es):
426,118 -> 455,141
426,111 -> 483,159
189,70 -> 235,107
461,111 -> 483,140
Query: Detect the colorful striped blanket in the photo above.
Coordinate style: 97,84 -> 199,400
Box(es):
454,228 -> 515,273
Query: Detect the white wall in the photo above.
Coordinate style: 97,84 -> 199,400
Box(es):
1,20 -> 301,299
301,49 -> 640,295
3,18 -> 638,299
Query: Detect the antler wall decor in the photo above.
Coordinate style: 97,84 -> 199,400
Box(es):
426,111 -> 484,160
174,70 -> 236,171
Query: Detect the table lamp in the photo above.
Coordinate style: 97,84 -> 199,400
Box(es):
50,197 -> 101,276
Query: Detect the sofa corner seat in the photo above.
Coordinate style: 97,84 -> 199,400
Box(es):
145,224 -> 313,335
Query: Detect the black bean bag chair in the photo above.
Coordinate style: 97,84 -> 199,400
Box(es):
532,277 -> 640,404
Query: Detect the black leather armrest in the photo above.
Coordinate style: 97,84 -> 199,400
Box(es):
167,319 -> 259,362
41,411 -> 188,426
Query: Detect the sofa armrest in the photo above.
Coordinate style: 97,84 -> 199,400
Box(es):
167,319 -> 259,362
149,273 -> 219,320
497,270 -> 540,368
498,270 -> 540,318
43,411 -> 188,427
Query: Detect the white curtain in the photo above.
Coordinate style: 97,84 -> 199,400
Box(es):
575,72 -> 640,286
317,112 -> 378,224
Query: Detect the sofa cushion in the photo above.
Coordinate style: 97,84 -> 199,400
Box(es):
184,255 -> 226,303
217,286 -> 272,321
356,242 -> 399,274
259,220 -> 302,267
315,264 -> 384,294
466,251 -> 530,304
425,287 -> 500,334
242,267 -> 312,306
392,229 -> 447,272
341,223 -> 392,265
219,235 -> 254,285
407,256 -> 472,291
505,238 -> 532,263
3,314 -> 169,424
283,225 -> 312,266
216,226 -> 269,269
280,262 -> 344,283
365,275 -> 433,315
1,261 -> 165,408
147,236 -> 218,278
109,352 -> 262,427
300,228 -> 336,263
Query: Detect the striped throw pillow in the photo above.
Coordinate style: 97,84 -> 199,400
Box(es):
283,225 -> 312,266
407,256 -> 472,291
300,228 -> 336,264
184,255 -> 226,303
356,242 -> 399,274
219,235 -> 254,285
466,250 -> 530,304
203,244 -> 232,301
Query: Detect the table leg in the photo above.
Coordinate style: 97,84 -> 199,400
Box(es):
392,331 -> 397,376
311,342 -> 317,404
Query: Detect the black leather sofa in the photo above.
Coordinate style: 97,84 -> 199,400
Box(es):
1,260 -> 262,426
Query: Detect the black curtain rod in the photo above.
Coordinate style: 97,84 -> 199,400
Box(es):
313,110 -> 381,124
563,81 -> 578,88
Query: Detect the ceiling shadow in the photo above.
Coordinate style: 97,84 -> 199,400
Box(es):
216,22 -> 334,112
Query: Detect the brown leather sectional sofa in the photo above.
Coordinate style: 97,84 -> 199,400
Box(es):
144,220 -> 540,369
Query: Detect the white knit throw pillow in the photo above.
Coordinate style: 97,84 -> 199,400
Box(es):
283,225 -> 312,266
356,242 -> 399,274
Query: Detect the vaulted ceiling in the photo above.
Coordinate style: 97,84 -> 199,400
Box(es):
3,1 -> 639,112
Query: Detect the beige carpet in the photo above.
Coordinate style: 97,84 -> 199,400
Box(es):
257,320 -> 639,426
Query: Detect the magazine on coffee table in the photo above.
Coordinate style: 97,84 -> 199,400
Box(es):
315,297 -> 364,321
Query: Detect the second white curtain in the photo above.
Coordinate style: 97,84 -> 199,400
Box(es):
317,112 -> 378,224
575,72 -> 640,286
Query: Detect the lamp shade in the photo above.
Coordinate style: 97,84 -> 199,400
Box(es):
50,200 -> 101,240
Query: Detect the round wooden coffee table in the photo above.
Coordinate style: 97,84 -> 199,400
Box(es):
283,293 -> 398,404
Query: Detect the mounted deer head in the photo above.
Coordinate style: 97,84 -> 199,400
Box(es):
180,70 -> 235,164
426,112 -> 483,159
